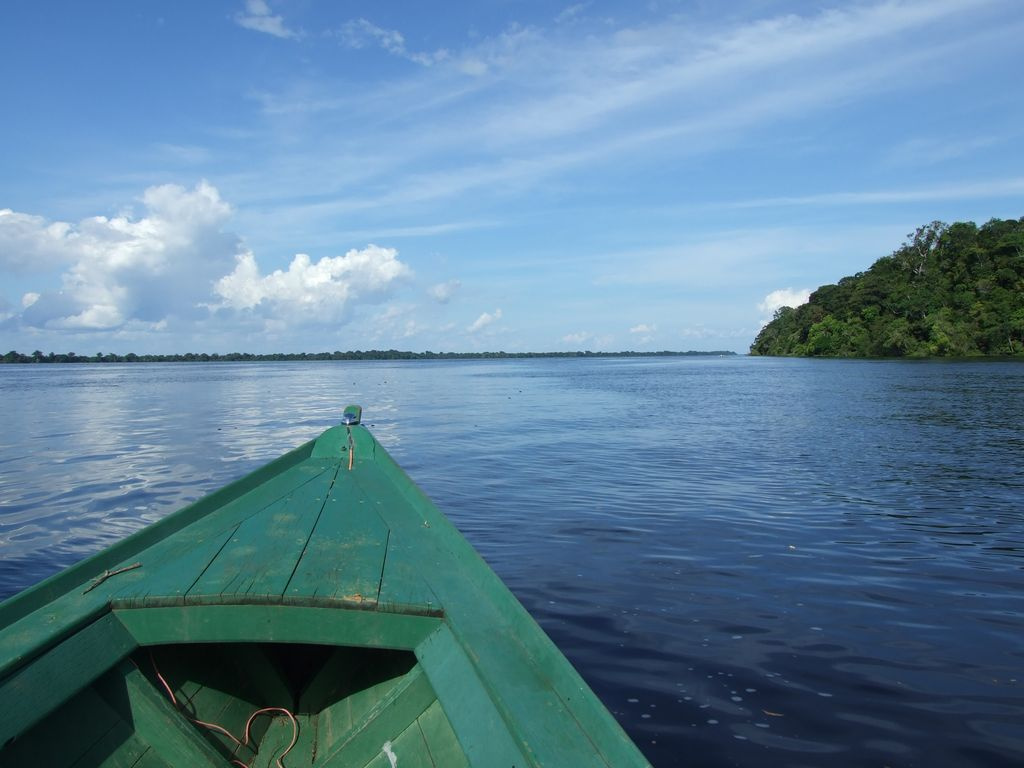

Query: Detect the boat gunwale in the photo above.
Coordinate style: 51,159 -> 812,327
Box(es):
0,417 -> 654,766
0,438 -> 317,629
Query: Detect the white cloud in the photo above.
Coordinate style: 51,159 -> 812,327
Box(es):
235,1 -> 1018,222
881,134 -> 1003,168
629,323 -> 655,334
680,325 -> 751,340
213,245 -> 412,324
555,4 -> 589,25
461,1 -> 988,152
727,177 -> 1024,210
2,184 -> 424,343
155,143 -> 214,165
8,181 -> 242,331
758,288 -> 811,317
458,58 -> 489,77
234,0 -> 300,40
562,331 -> 591,345
0,208 -> 77,272
468,308 -> 502,333
428,280 -> 461,303
365,303 -> 423,342
337,19 -> 449,66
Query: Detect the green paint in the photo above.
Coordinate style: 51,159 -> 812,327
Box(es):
0,409 -> 651,767
0,612 -> 136,746
2,686 -> 122,767
113,604 -> 441,649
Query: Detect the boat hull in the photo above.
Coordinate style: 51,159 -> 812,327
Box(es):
0,416 -> 651,767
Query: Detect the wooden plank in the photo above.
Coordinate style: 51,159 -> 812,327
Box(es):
130,750 -> 174,768
354,438 -> 617,761
314,649 -> 417,752
65,716 -> 152,768
114,605 -> 441,650
416,700 -> 469,768
360,717 -> 435,768
284,477 -> 389,606
344,464 -> 442,615
247,712 -> 304,768
0,612 -> 136,747
92,662 -> 227,768
359,427 -> 651,767
360,750 -> 392,768
311,428 -> 625,765
391,716 -> 437,768
222,644 -> 293,707
0,601 -> 111,684
0,522 -> 228,680
111,526 -> 238,609
413,624 -> 529,768
310,424 -> 351,459
0,461 -> 338,683
1,685 -> 121,768
0,443 -> 322,628
1,418 -> 652,767
316,664 -> 436,768
145,644 -> 267,760
113,461 -> 336,608
286,713 -> 318,768
421,557 -> 629,765
297,646 -> 360,715
186,468 -> 337,604
460,608 -> 645,767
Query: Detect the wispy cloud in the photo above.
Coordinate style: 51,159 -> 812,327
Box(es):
239,0 -> 1020,221
468,308 -> 502,333
4,0 -> 1020,355
155,143 -> 214,165
725,177 -> 1024,209
428,280 -> 461,304
234,0 -> 300,40
592,230 -> 820,288
680,325 -> 752,340
457,0 -> 996,150
562,331 -> 591,345
335,19 -> 449,66
881,134 -> 1007,168
555,4 -> 590,25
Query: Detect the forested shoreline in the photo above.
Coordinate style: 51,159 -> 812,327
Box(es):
1,349 -> 735,364
751,217 -> 1024,357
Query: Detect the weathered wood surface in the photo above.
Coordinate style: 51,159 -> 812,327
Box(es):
0,417 -> 651,767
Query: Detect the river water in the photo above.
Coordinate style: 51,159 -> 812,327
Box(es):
0,357 -> 1022,766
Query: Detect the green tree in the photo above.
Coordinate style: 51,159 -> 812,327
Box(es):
751,216 -> 1024,358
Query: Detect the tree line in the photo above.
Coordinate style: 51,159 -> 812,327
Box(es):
751,217 -> 1024,357
2,349 -> 735,364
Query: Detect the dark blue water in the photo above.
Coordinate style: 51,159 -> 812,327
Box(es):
1,357 -> 1022,766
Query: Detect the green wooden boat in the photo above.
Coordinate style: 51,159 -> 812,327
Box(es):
0,407 -> 651,767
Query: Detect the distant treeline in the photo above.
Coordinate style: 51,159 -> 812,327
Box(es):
2,349 -> 735,364
751,217 -> 1024,357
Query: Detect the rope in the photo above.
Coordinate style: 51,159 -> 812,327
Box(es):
147,651 -> 299,768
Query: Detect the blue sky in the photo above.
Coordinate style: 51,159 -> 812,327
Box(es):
1,0 -> 1021,354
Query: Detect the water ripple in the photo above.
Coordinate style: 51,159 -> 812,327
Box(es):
1,358 -> 1023,766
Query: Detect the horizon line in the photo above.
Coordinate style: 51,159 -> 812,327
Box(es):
2,349 -> 740,363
